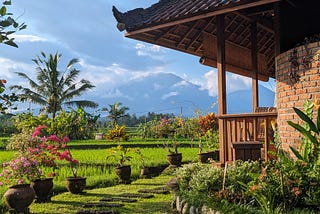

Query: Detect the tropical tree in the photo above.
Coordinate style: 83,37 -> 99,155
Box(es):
11,52 -> 98,119
0,0 -> 27,47
103,102 -> 129,126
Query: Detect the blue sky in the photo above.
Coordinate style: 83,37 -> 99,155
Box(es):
0,0 -> 275,112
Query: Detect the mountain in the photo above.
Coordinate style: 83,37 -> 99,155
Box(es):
94,73 -> 275,117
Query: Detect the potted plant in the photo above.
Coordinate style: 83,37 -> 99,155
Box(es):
29,125 -> 85,194
106,145 -> 133,183
198,129 -> 219,163
0,154 -> 39,213
2,125 -> 64,203
59,146 -> 85,194
164,140 -> 182,166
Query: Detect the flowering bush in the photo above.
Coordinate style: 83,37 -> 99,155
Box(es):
0,154 -> 41,186
30,125 -> 79,177
0,125 -> 79,186
198,113 -> 218,136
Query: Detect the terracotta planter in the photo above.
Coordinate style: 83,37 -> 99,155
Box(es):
197,152 -> 212,163
167,153 -> 182,166
30,178 -> 53,203
66,177 -> 86,194
4,184 -> 35,213
198,151 -> 220,163
115,165 -> 131,183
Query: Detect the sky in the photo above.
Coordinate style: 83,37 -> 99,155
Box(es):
0,0 -> 275,112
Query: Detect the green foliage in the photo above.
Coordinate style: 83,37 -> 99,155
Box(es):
175,161 -> 260,209
0,80 -> 18,114
0,0 -> 27,48
53,107 -> 99,140
9,108 -> 99,143
10,52 -> 97,119
163,139 -> 180,154
199,129 -> 219,153
106,145 -> 134,167
198,112 -> 218,135
102,102 -> 129,126
287,101 -> 320,165
106,125 -> 129,142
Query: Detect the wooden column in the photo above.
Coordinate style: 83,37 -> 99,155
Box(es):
251,20 -> 259,112
216,14 -> 227,164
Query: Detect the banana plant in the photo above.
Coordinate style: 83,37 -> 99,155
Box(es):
287,101 -> 320,164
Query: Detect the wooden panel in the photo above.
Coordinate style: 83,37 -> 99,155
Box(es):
201,33 -> 269,81
218,111 -> 277,162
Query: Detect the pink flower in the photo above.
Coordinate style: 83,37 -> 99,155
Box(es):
47,135 -> 61,143
32,125 -> 47,138
292,187 -> 301,196
62,136 -> 70,143
18,179 -> 24,184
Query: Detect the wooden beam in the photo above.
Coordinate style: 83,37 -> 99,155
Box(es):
216,14 -> 227,164
251,20 -> 259,111
125,0 -> 280,37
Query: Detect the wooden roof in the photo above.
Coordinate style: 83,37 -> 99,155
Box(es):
113,0 -> 281,81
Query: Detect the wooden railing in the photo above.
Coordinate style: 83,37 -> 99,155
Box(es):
217,111 -> 277,163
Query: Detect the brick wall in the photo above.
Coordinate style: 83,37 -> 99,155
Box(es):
276,41 -> 320,152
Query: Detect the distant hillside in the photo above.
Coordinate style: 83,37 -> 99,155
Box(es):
92,72 -> 275,117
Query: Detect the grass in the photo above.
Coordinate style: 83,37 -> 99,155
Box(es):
29,174 -> 175,214
0,138 -> 198,213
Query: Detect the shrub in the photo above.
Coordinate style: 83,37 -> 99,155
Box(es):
106,125 -> 129,142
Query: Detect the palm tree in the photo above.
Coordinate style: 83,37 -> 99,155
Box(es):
11,52 -> 98,119
103,102 -> 129,126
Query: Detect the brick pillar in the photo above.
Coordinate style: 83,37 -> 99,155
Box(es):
276,41 -> 320,152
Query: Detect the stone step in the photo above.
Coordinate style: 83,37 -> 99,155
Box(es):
83,202 -> 124,208
118,193 -> 154,199
100,197 -> 137,203
77,210 -> 119,214
137,186 -> 170,194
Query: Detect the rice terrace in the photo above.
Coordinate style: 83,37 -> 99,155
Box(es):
1,0 -> 320,214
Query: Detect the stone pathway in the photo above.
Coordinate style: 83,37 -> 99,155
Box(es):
77,186 -> 170,213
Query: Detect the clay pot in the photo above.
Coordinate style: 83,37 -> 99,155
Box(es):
66,177 -> 86,194
4,184 -> 35,213
30,178 -> 53,203
115,165 -> 131,183
167,153 -> 182,166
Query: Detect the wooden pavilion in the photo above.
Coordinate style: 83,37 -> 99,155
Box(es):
112,0 -> 320,164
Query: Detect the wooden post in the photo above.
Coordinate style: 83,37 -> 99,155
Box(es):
216,14 -> 227,164
251,20 -> 259,112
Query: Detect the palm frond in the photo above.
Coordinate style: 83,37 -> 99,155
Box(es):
64,100 -> 98,108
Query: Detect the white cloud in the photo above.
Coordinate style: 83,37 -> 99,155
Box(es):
173,80 -> 189,88
12,35 -> 48,43
201,70 -> 251,97
135,43 -> 165,59
161,91 -> 179,100
102,89 -> 133,100
0,58 -> 34,85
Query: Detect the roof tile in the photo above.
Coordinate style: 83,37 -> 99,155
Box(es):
113,0 -> 246,32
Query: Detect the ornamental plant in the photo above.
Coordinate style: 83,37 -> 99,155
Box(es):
0,153 -> 41,186
106,125 -> 129,142
106,145 -> 133,167
30,125 -> 79,178
0,125 -> 80,186
198,113 -> 218,135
